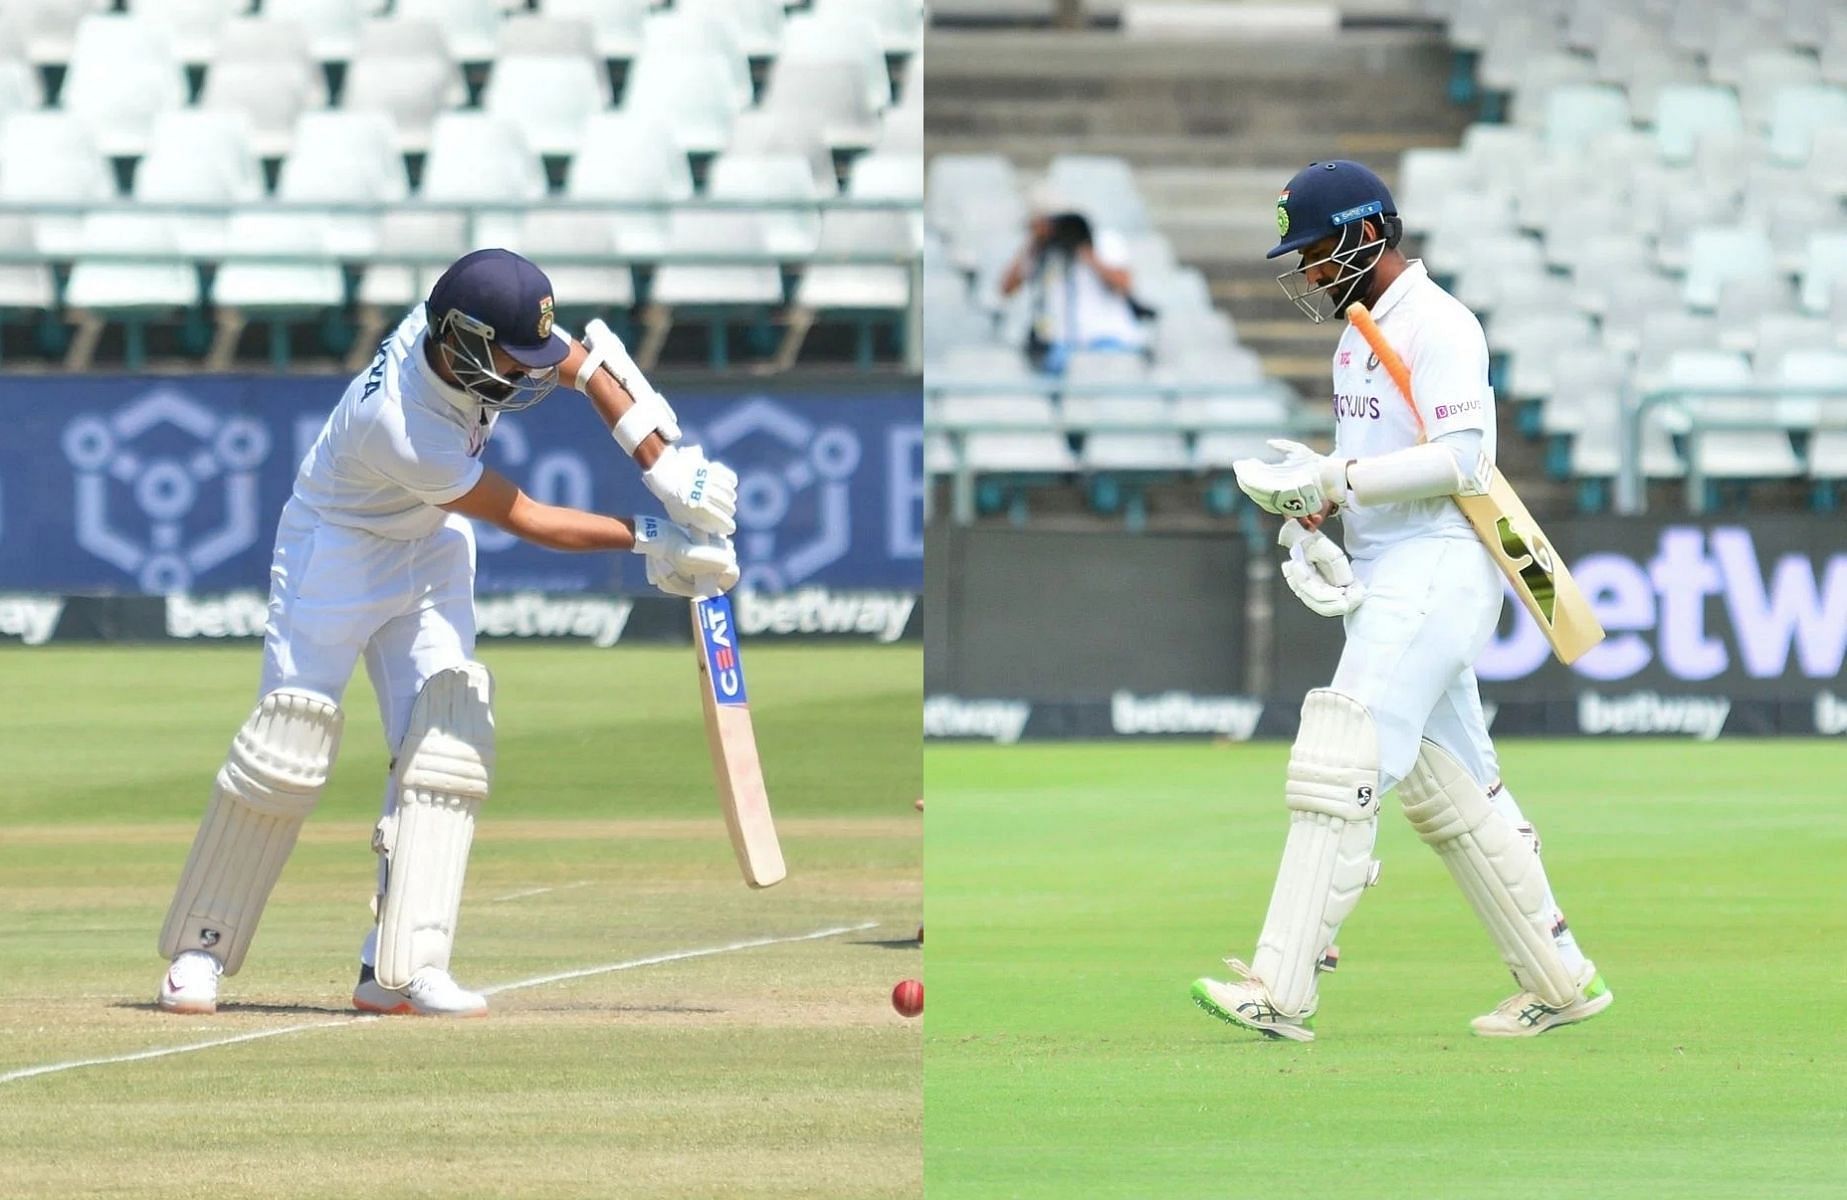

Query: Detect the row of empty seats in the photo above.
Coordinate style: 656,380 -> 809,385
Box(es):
0,8 -> 921,168
4,0 -> 923,68
1410,0 -> 1847,503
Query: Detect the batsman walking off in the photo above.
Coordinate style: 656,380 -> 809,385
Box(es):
158,249 -> 741,1017
1191,161 -> 1612,1040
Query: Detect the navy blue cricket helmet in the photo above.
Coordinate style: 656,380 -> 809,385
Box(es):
1268,160 -> 1398,260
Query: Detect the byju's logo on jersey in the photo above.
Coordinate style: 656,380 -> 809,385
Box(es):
692,397 -> 861,591
62,387 -> 272,591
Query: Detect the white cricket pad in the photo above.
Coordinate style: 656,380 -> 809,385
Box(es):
1249,689 -> 1382,1016
160,690 -> 343,975
374,663 -> 494,990
1396,739 -> 1579,1007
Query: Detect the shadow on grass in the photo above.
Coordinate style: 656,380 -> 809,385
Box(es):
112,1000 -> 356,1018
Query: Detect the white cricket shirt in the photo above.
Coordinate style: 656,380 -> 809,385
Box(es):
1034,229 -> 1148,350
1329,260 -> 1495,560
293,305 -> 497,540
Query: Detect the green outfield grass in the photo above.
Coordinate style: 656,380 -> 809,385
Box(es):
925,741 -> 1846,1200
0,644 -> 921,1200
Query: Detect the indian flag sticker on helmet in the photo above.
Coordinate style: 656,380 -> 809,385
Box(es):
1276,191 -> 1290,238
536,294 -> 554,339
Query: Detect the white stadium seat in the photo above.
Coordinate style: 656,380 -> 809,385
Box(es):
0,60 -> 41,122
1774,348 -> 1847,432
706,151 -> 820,257
393,0 -> 502,63
724,109 -> 838,196
621,49 -> 741,155
678,0 -> 785,59
0,111 -> 115,256
1540,350 -> 1627,438
540,0 -> 650,62
262,0 -> 365,63
793,152 -> 920,310
10,0 -> 109,67
570,116 -> 690,252
133,0 -> 244,65
65,212 -> 199,311
495,14 -> 600,61
1681,226 -> 1777,310
483,53 -> 612,157
1663,349 -> 1801,480
212,210 -> 345,310
61,14 -> 186,156
780,10 -> 891,112
876,102 -> 922,154
134,110 -> 263,257
422,113 -> 545,206
278,110 -> 410,257
0,215 -> 56,310
760,58 -> 881,152
1541,84 -> 1630,151
210,15 -> 316,75
506,209 -> 636,309
568,112 -> 694,257
342,38 -> 467,156
815,0 -> 922,56
356,211 -> 473,309
1046,155 -> 1152,235
1766,84 -> 1847,163
649,205 -> 783,309
1652,84 -> 1744,163
640,10 -> 752,109
1737,50 -> 1823,130
199,43 -> 326,159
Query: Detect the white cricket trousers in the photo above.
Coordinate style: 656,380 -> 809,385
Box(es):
259,497 -> 478,741
1333,534 -> 1502,794
259,497 -> 479,964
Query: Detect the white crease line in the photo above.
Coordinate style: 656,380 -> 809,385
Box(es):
0,1018 -> 373,1084
491,881 -> 591,903
482,922 -> 880,995
0,922 -> 879,1086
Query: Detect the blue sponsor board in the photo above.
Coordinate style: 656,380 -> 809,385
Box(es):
695,593 -> 749,706
0,375 -> 922,594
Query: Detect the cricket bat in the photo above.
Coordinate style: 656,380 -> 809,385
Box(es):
691,593 -> 786,888
1346,303 -> 1605,666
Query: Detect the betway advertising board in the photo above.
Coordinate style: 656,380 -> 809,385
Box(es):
1262,516 -> 1847,738
928,517 -> 1847,740
0,375 -> 922,594
0,588 -> 921,647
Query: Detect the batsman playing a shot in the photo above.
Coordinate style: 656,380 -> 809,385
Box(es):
158,248 -> 740,1017
1191,161 -> 1612,1040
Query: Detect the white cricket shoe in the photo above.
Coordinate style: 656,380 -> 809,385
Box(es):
1190,960 -> 1316,1042
157,950 -> 223,1015
352,965 -> 489,1018
1472,963 -> 1612,1037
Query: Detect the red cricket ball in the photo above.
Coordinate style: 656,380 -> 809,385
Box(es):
891,978 -> 923,1018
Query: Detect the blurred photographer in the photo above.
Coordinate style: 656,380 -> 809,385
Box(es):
999,186 -> 1148,372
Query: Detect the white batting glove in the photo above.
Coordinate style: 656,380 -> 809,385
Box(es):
642,443 -> 739,537
632,515 -> 741,599
1234,438 -> 1351,519
1278,520 -> 1366,617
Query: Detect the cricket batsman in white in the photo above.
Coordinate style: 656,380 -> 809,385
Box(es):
1190,162 -> 1612,1040
158,249 -> 740,1017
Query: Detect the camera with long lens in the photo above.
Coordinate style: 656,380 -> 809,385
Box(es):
1042,211 -> 1094,256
